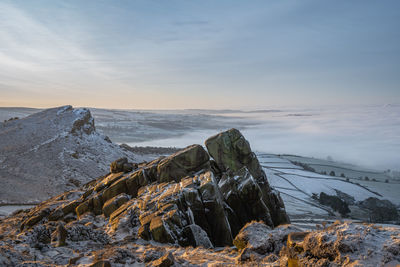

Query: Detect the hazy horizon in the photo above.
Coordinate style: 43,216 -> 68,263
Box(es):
2,104 -> 399,171
1,0 -> 400,109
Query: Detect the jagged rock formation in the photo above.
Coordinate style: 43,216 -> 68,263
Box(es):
0,106 -> 149,203
206,128 -> 290,227
13,129 -> 289,250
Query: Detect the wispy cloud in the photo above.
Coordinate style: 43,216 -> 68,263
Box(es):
0,1 -> 399,108
0,2 -> 131,102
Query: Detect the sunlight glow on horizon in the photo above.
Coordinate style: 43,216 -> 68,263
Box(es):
0,0 -> 399,109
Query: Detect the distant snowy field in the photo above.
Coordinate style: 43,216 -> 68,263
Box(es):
1,105 -> 399,171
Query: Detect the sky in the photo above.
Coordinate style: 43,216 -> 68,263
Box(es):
0,0 -> 399,109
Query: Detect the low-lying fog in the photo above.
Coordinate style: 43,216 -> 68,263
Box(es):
126,105 -> 400,171
1,104 -> 399,171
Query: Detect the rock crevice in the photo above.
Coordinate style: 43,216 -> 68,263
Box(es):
17,128 -> 289,248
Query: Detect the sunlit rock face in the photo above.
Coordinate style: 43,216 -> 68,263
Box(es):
0,106 -> 147,203
12,128 -> 289,249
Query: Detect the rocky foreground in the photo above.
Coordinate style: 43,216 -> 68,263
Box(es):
0,129 -> 399,266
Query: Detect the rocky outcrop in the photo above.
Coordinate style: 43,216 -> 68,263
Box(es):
103,130 -> 288,246
11,128 -> 289,251
206,128 -> 290,227
234,221 -> 302,262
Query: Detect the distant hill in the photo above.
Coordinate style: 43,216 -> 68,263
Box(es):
0,106 -> 150,203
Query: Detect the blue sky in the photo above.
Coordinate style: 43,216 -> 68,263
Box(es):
0,0 -> 399,109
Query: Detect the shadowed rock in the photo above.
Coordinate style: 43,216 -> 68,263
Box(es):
15,128 -> 290,249
206,128 -> 289,227
110,158 -> 134,173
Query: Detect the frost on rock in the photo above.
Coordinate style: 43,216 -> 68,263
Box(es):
185,224 -> 213,248
234,221 -> 302,262
0,106 -> 152,203
24,225 -> 51,249
287,221 -> 400,266
66,223 -> 109,244
56,105 -> 72,115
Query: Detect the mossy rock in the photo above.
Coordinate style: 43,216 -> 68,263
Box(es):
92,193 -> 104,215
94,172 -> 124,192
76,199 -> 93,217
150,216 -> 174,243
102,193 -> 130,217
157,144 -> 210,183
102,177 -> 128,202
205,128 -> 249,172
62,200 -> 81,215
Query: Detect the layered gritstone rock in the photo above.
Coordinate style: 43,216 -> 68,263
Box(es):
205,128 -> 290,227
17,128 -> 289,248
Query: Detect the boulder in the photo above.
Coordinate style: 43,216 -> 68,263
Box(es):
234,221 -> 302,262
92,193 -> 104,215
94,172 -> 124,192
205,128 -> 259,177
55,223 -> 68,247
157,144 -> 210,182
198,171 -> 233,246
219,167 -> 273,232
76,199 -> 93,218
102,193 -> 130,217
61,200 -> 81,215
205,128 -> 289,227
102,177 -> 128,202
110,157 -> 134,173
183,224 -> 213,248
149,215 -> 175,244
106,163 -> 288,248
151,252 -> 175,267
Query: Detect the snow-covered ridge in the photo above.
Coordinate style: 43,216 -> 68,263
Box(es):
0,106 -> 152,204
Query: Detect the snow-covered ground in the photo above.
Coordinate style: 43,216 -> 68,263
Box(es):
259,153 -> 400,223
